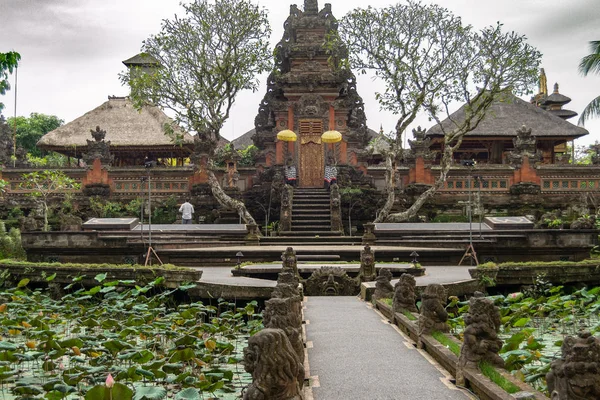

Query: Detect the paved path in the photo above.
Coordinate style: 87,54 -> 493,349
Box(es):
304,297 -> 471,400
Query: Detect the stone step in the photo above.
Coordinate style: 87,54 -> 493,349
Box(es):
278,230 -> 343,237
293,203 -> 331,208
293,198 -> 330,204
292,216 -> 331,221
291,225 -> 333,231
293,219 -> 331,225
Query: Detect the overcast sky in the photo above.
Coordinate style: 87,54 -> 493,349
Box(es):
1,0 -> 599,146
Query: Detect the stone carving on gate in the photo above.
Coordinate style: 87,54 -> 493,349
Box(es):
546,330 -> 600,400
304,266 -> 358,296
392,273 -> 418,313
243,328 -> 304,400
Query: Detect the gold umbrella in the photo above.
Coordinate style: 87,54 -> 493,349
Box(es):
321,130 -> 342,143
277,129 -> 297,142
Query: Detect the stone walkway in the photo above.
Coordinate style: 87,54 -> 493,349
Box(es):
304,297 -> 472,400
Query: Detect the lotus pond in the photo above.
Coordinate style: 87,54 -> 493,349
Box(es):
446,284 -> 600,393
0,274 -> 262,399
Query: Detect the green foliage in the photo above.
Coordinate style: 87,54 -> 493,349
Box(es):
0,51 -> 20,113
123,0 -> 272,139
7,113 -> 63,157
0,222 -> 25,260
336,2 -> 540,222
152,195 -> 178,224
578,40 -> 600,126
19,170 -> 80,231
0,277 -> 260,398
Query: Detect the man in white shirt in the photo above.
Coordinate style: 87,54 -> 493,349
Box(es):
179,199 -> 195,224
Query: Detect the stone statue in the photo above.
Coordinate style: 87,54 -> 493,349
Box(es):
358,245 -> 376,282
263,297 -> 304,365
281,247 -> 300,280
373,268 -> 393,300
457,293 -> 504,385
546,330 -> 600,400
272,270 -> 301,299
243,328 -> 304,400
418,284 -> 449,337
392,273 -> 418,313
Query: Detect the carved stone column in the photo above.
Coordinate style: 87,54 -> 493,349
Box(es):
330,183 -> 343,233
280,184 -> 293,232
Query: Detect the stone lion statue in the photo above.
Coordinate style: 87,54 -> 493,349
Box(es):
457,293 -> 504,385
546,330 -> 600,400
392,273 -> 418,313
418,283 -> 449,336
243,328 -> 304,400
373,268 -> 394,300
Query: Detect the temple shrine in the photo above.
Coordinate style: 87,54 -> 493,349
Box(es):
1,0 -> 598,230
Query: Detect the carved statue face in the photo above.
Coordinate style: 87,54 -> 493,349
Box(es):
243,344 -> 257,374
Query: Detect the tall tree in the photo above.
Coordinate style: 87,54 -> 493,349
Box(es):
578,40 -> 600,126
334,2 -> 541,222
7,113 -> 63,157
19,170 -> 80,232
0,51 -> 20,114
122,0 -> 272,225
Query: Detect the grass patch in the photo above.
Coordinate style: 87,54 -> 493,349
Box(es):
479,259 -> 600,269
479,361 -> 521,394
0,259 -> 191,270
379,297 -> 392,306
431,330 -> 461,356
402,310 -> 417,321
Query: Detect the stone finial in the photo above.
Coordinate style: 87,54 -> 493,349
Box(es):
392,273 -> 418,313
358,245 -> 376,283
91,126 -> 106,142
373,268 -> 394,301
418,284 -> 449,338
546,330 -> 600,400
304,0 -> 318,15
243,328 -> 304,400
507,124 -> 540,166
83,125 -> 113,166
457,292 -> 504,385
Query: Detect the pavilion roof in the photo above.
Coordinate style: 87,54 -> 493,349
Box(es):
426,93 -> 588,139
37,97 -> 194,152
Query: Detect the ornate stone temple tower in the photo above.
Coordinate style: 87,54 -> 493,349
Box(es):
252,0 -> 369,188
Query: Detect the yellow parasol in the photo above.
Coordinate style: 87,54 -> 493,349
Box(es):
277,129 -> 297,142
321,130 -> 342,143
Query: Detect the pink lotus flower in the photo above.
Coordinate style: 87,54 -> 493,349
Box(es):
105,374 -> 114,388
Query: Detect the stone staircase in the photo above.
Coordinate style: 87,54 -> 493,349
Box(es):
280,187 -> 341,237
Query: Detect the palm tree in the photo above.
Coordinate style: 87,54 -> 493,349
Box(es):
578,40 -> 600,126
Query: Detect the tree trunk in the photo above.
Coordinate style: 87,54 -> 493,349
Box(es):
43,201 -> 49,232
374,153 -> 396,223
207,170 -> 257,226
386,145 -> 454,223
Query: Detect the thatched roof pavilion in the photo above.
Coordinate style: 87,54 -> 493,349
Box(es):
37,96 -> 194,166
426,92 -> 588,163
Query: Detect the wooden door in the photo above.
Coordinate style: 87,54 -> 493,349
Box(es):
299,120 -> 324,188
